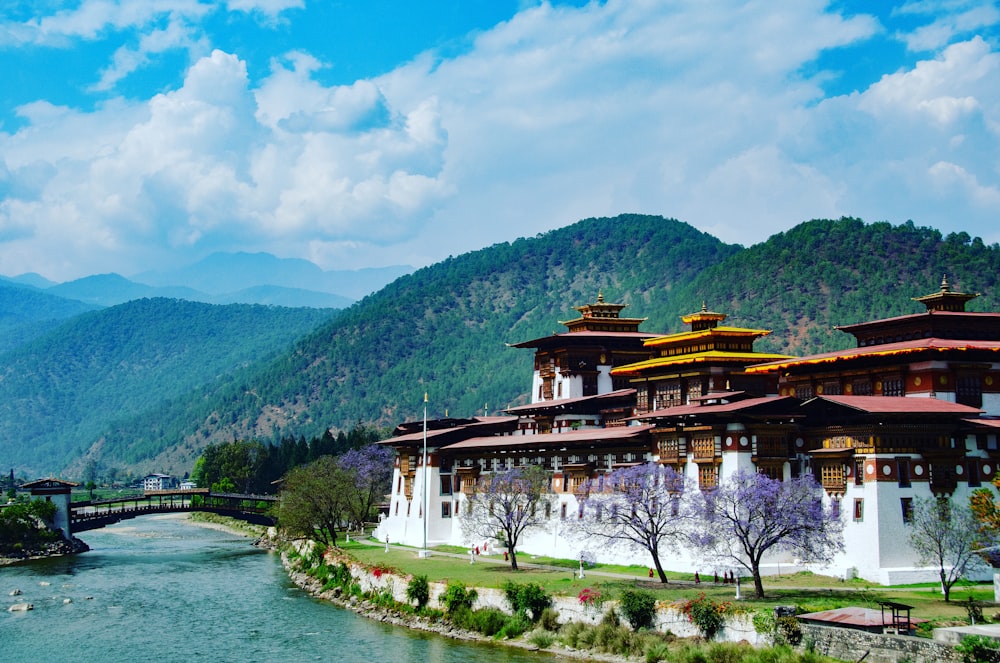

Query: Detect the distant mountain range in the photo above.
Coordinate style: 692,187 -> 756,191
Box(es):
2,216 -> 998,480
4,252 -> 412,308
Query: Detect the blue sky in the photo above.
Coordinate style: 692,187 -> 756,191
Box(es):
0,1 -> 998,282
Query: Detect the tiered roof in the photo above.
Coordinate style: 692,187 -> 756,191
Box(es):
612,303 -> 793,376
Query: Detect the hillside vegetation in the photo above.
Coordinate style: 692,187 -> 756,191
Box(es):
0,299 -> 334,474
4,214 -> 1000,479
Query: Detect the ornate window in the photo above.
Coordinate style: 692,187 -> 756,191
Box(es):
957,375 -> 983,408
882,376 -> 904,397
692,435 -> 715,460
698,464 -> 718,490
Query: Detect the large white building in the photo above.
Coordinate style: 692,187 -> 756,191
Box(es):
374,282 -> 1000,584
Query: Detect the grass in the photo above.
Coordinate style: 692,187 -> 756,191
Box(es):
342,537 -> 995,629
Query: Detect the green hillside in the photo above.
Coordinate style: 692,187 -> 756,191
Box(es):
7,214 -> 1000,480
0,298 -> 335,475
0,282 -> 100,353
96,214 -> 738,473
673,218 -> 1000,355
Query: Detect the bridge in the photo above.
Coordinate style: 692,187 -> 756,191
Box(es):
70,489 -> 277,533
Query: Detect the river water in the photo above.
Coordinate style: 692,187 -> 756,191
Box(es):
1,514 -> 556,662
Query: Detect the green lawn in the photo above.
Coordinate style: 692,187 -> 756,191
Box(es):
341,538 -> 994,629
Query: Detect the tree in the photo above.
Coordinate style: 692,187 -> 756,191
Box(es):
909,496 -> 986,602
461,464 -> 554,570
338,444 -> 393,531
571,462 -> 692,583
276,456 -> 352,547
693,470 -> 843,598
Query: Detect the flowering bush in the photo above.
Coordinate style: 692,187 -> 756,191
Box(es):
680,592 -> 730,640
578,587 -> 602,607
370,564 -> 395,579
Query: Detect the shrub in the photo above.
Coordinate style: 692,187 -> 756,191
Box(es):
467,607 -> 509,637
441,581 -> 478,615
503,580 -> 552,622
539,607 -> 561,631
619,588 -> 657,630
594,621 -> 634,654
644,640 -> 671,663
578,587 -> 602,608
680,593 -> 729,640
497,614 -> 531,639
528,628 -> 556,648
406,574 -> 430,610
956,634 -> 1000,663
559,621 -> 590,648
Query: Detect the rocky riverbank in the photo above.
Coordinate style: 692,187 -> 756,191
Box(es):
278,547 -> 629,663
0,536 -> 89,567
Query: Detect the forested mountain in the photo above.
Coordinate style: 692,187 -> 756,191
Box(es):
92,214 -> 742,473
6,214 -> 1000,480
677,218 -> 1000,355
0,281 -> 99,354
0,299 -> 335,475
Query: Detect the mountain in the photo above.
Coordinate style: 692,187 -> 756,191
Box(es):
6,214 -> 1000,480
47,273 -> 206,307
0,281 -> 100,354
93,214 -> 741,473
0,299 -> 335,475
133,252 -> 413,301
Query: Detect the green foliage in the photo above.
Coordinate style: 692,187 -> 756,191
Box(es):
406,574 -> 430,610
539,606 -> 561,631
527,628 -> 556,648
502,580 -> 552,622
681,593 -> 730,640
619,588 -> 658,630
441,581 -> 478,615
10,215 -> 1000,477
956,634 -> 1000,663
644,640 -> 671,663
0,297 -> 332,473
0,497 -> 62,553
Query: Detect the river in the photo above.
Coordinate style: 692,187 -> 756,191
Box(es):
1,514 -> 557,662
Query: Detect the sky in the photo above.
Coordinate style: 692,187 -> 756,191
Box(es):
0,0 -> 998,282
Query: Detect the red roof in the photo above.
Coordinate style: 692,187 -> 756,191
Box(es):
503,389 -> 635,413
747,337 -> 1000,373
510,330 -> 658,348
806,395 -> 982,415
632,396 -> 797,420
442,424 -> 654,451
798,607 -> 926,628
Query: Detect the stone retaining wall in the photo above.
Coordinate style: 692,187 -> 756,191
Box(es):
801,624 -> 961,663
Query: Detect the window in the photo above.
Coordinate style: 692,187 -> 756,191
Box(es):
897,459 -> 910,488
441,502 -> 452,519
852,380 -> 873,396
853,498 -> 864,522
831,498 -> 841,519
795,384 -> 814,400
854,458 -> 864,486
969,461 -> 982,488
882,377 -> 904,397
560,503 -> 567,520
957,375 -> 983,408
900,498 -> 913,524
440,475 -> 453,495
698,464 -> 718,490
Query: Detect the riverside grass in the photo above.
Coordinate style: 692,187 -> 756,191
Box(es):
342,538 -> 993,627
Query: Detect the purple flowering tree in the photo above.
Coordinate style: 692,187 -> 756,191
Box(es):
570,462 -> 693,583
909,496 -> 986,602
694,470 -> 843,598
338,444 -> 394,531
461,464 -> 553,570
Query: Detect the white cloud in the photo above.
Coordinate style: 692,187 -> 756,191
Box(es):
1,1 -> 999,279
